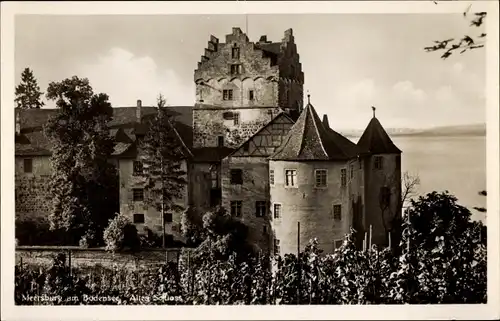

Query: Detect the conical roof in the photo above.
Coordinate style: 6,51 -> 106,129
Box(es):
357,116 -> 401,154
270,102 -> 358,161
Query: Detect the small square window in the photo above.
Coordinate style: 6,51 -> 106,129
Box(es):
231,200 -> 242,217
269,169 -> 275,185
23,158 -> 33,173
230,64 -> 241,75
133,213 -> 145,224
315,169 -> 327,188
249,90 -> 254,101
223,89 -> 233,101
340,169 -> 347,187
230,169 -> 243,185
133,160 -> 143,176
285,169 -> 297,187
274,239 -> 280,255
273,203 -> 282,219
164,212 -> 173,223
232,47 -> 240,59
374,156 -> 383,170
333,204 -> 342,221
255,201 -> 267,217
133,188 -> 144,202
217,136 -> 224,147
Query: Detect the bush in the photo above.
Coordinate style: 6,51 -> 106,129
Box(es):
103,214 -> 139,252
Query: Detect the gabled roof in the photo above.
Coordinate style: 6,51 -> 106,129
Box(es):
227,112 -> 295,158
357,116 -> 401,154
270,102 -> 358,161
15,106 -> 194,158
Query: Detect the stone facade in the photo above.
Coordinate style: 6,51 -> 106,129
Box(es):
221,156 -> 271,253
192,106 -> 281,148
118,157 -> 188,243
15,156 -> 52,225
269,160 -> 363,255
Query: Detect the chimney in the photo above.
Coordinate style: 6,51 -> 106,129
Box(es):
136,99 -> 142,123
259,35 -> 268,43
322,114 -> 330,129
15,110 -> 20,135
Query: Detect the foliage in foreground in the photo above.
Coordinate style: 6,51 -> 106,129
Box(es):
15,192 -> 486,305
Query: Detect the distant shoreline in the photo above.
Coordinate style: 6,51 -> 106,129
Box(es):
344,132 -> 486,139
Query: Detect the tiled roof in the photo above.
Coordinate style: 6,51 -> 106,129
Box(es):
15,106 -> 194,157
357,117 -> 402,154
270,103 -> 358,161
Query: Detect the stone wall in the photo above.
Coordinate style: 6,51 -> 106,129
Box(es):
221,156 -> 271,253
15,156 -> 52,224
269,159 -> 362,255
119,158 -> 188,243
192,107 -> 282,148
277,29 -> 304,112
194,28 -> 280,107
362,154 -> 401,246
16,246 -> 181,270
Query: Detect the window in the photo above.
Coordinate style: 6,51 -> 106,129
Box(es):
255,201 -> 267,217
315,169 -> 327,188
285,169 -> 297,187
334,239 -> 343,249
223,89 -> 233,101
231,201 -> 242,217
350,165 -> 354,179
232,46 -> 240,59
230,169 -> 243,185
133,214 -> 145,224
166,234 -> 174,245
210,166 -> 219,188
380,186 -> 391,207
233,113 -> 240,125
217,136 -> 224,147
249,90 -> 254,101
274,239 -> 280,255
374,156 -> 383,170
273,203 -> 282,219
133,160 -> 143,176
164,212 -> 173,223
133,188 -> 144,202
269,169 -> 275,185
230,64 -> 241,75
243,143 -> 249,152
333,204 -> 342,221
23,158 -> 32,173
340,169 -> 347,187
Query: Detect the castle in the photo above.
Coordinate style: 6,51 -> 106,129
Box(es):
14,27 -> 402,255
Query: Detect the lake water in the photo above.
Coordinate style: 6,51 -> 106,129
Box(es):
354,136 -> 487,222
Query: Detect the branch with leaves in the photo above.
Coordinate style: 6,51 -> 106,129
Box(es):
424,9 -> 486,59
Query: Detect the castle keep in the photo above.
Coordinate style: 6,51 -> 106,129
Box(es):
14,27 -> 402,254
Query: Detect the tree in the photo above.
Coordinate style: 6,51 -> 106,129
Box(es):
140,94 -> 188,248
425,2 -> 486,59
44,76 -> 118,245
15,67 -> 45,109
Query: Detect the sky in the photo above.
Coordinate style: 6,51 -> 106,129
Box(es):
15,13 -> 486,130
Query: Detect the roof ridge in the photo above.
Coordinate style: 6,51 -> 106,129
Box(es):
308,104 -> 329,157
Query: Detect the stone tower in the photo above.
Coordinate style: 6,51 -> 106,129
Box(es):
268,98 -> 360,255
357,107 -> 402,247
192,27 -> 304,149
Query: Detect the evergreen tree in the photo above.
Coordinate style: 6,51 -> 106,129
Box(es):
140,94 -> 188,248
15,67 -> 45,109
44,76 -> 118,246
